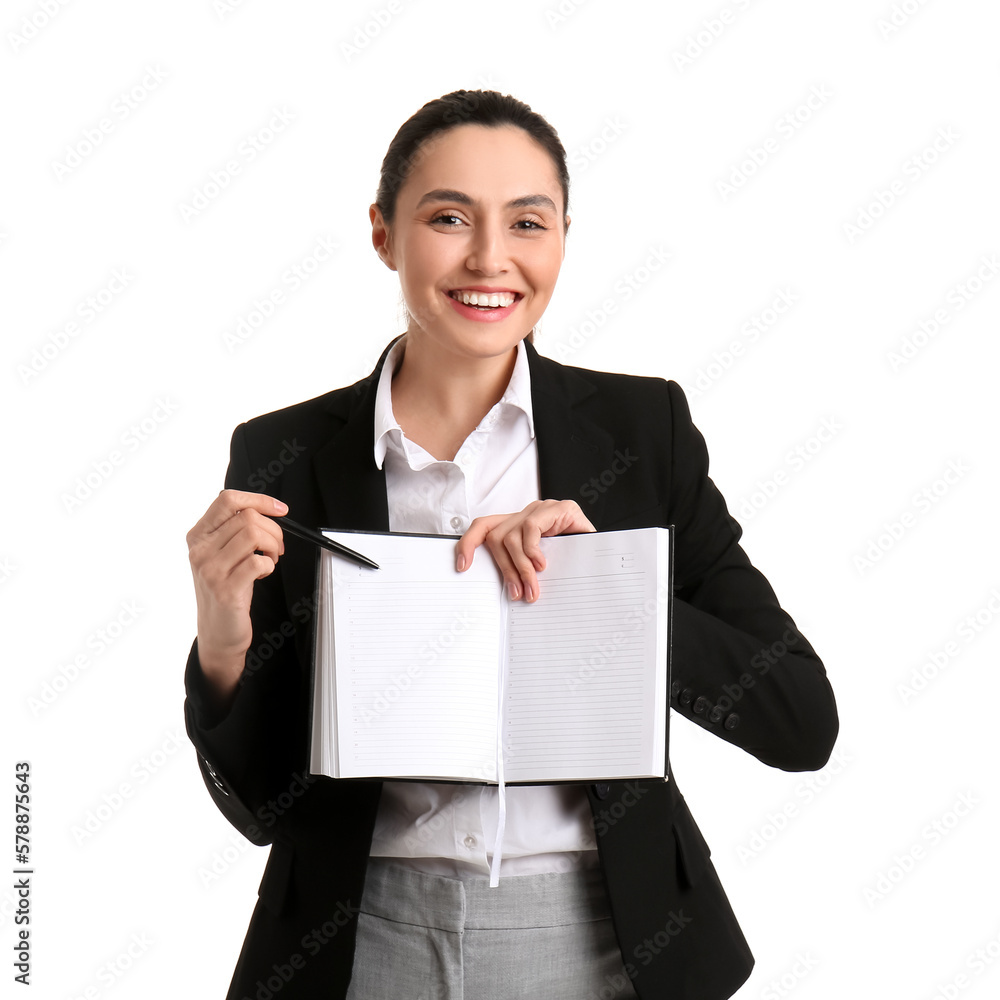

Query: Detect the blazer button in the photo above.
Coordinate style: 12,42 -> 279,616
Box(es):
708,705 -> 724,723
592,783 -> 610,800
693,696 -> 710,715
724,713 -> 741,730
670,681 -> 681,699
202,756 -> 229,796
679,688 -> 693,706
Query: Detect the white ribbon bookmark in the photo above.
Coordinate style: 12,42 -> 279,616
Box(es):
489,753 -> 506,888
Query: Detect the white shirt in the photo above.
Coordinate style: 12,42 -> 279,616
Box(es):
368,334 -> 599,878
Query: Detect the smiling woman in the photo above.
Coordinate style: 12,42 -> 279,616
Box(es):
183,89 -> 838,1000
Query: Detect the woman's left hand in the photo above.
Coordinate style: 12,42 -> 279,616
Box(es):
454,499 -> 596,602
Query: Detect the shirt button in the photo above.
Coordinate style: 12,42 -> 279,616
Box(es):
463,835 -> 477,848
450,516 -> 464,531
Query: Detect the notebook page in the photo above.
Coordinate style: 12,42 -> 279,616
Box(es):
322,531 -> 502,781
502,527 -> 669,782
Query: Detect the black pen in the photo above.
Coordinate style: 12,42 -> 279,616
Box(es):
276,516 -> 380,570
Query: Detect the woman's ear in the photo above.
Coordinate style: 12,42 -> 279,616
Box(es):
370,203 -> 397,271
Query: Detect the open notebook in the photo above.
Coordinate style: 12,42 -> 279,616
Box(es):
308,525 -> 672,785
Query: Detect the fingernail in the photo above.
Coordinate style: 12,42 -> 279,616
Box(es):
456,554 -> 466,572
508,581 -> 519,600
274,499 -> 288,513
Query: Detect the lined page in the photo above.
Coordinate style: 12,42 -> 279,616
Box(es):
322,531 -> 503,781
502,527 -> 669,782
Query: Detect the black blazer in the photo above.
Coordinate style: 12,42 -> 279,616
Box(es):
184,335 -> 839,999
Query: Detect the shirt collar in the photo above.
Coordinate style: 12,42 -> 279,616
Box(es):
373,335 -> 535,470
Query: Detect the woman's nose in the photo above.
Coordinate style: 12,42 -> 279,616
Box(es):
465,219 -> 508,275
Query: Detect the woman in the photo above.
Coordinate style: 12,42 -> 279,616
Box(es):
184,89 -> 839,999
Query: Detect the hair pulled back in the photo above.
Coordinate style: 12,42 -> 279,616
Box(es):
376,89 -> 570,230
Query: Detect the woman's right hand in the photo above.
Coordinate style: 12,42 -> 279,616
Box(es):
186,489 -> 288,702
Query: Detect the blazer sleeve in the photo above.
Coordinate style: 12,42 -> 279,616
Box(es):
664,379 -> 839,772
182,422 -> 307,846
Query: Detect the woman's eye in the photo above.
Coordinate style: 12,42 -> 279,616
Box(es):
430,213 -> 463,226
516,219 -> 547,231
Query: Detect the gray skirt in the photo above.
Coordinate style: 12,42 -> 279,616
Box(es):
344,859 -> 640,1000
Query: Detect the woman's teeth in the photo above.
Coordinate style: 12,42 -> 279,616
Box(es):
449,290 -> 517,308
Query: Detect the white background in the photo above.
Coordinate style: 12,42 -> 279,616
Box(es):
3,1 -> 999,997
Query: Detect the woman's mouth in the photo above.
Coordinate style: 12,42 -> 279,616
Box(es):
445,289 -> 523,322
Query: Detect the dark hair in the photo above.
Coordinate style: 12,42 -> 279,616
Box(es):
375,90 -> 571,344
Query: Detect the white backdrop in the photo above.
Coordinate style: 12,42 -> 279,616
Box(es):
3,1 -> 999,997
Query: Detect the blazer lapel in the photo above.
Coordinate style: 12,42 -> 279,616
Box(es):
310,339 -> 397,533
525,340 -> 617,530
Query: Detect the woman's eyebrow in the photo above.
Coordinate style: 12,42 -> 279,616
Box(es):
415,189 -> 557,213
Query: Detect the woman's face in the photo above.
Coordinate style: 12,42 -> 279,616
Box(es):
371,124 -> 568,362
